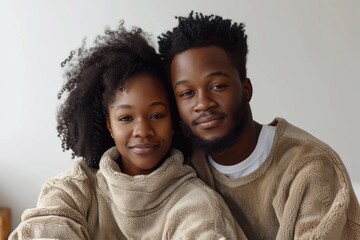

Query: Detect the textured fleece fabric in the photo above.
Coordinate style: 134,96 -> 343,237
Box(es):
10,148 -> 246,239
191,118 -> 360,240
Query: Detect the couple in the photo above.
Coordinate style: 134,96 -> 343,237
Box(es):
10,12 -> 360,239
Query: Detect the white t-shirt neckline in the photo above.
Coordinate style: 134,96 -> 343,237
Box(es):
208,125 -> 276,179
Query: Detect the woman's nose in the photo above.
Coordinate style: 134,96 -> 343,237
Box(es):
133,120 -> 155,138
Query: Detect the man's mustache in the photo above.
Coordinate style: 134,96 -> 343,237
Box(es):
192,111 -> 226,126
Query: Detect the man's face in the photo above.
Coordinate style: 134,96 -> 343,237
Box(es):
170,46 -> 252,153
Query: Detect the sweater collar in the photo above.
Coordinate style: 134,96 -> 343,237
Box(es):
97,147 -> 196,212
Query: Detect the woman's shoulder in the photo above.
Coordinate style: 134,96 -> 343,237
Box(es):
37,160 -> 97,209
45,160 -> 96,185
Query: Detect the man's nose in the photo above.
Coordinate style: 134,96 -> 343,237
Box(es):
193,91 -> 217,112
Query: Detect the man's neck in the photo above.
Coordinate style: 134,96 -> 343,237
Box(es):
210,120 -> 262,166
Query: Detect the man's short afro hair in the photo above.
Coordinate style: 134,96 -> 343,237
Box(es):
158,11 -> 249,81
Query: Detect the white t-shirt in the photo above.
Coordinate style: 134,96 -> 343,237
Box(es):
208,125 -> 276,179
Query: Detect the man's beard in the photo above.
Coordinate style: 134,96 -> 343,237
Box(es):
179,101 -> 250,154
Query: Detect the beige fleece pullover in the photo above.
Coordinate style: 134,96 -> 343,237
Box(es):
10,148 -> 246,239
191,118 -> 360,240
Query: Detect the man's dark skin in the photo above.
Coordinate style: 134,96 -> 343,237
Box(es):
170,45 -> 261,165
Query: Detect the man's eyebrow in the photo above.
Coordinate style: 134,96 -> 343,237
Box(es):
207,71 -> 231,78
173,71 -> 230,90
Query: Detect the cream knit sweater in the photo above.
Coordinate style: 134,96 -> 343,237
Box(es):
191,118 -> 360,239
10,148 -> 246,239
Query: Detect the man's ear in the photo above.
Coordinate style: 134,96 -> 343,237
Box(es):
243,78 -> 253,102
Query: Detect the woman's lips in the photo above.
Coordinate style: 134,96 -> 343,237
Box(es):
129,143 -> 159,154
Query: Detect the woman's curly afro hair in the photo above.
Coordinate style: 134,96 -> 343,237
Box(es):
57,21 -> 172,169
158,11 -> 249,81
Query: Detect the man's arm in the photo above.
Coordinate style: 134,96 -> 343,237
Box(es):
274,154 -> 360,240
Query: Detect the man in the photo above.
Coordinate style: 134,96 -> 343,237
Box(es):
158,12 -> 360,239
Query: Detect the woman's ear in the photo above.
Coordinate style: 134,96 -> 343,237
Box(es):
106,118 -> 113,138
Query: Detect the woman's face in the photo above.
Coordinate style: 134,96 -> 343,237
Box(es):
107,74 -> 173,176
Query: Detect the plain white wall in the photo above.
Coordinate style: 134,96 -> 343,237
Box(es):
1,0 -> 359,230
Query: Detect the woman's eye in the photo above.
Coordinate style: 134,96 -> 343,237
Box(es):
180,90 -> 194,97
151,113 -> 165,119
119,115 -> 133,122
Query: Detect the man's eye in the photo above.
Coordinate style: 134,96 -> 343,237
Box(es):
151,113 -> 165,119
119,115 -> 133,122
180,90 -> 194,97
211,84 -> 226,91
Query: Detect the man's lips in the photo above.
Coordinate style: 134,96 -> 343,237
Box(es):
194,114 -> 225,129
129,143 -> 159,154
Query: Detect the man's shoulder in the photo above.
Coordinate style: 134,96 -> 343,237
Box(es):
271,117 -> 316,140
272,117 -> 335,152
271,118 -> 347,178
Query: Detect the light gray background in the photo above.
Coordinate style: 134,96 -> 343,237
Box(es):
1,0 -> 359,230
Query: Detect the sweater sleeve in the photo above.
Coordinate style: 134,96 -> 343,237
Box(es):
164,180 -> 247,240
9,163 -> 92,240
273,152 -> 360,240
